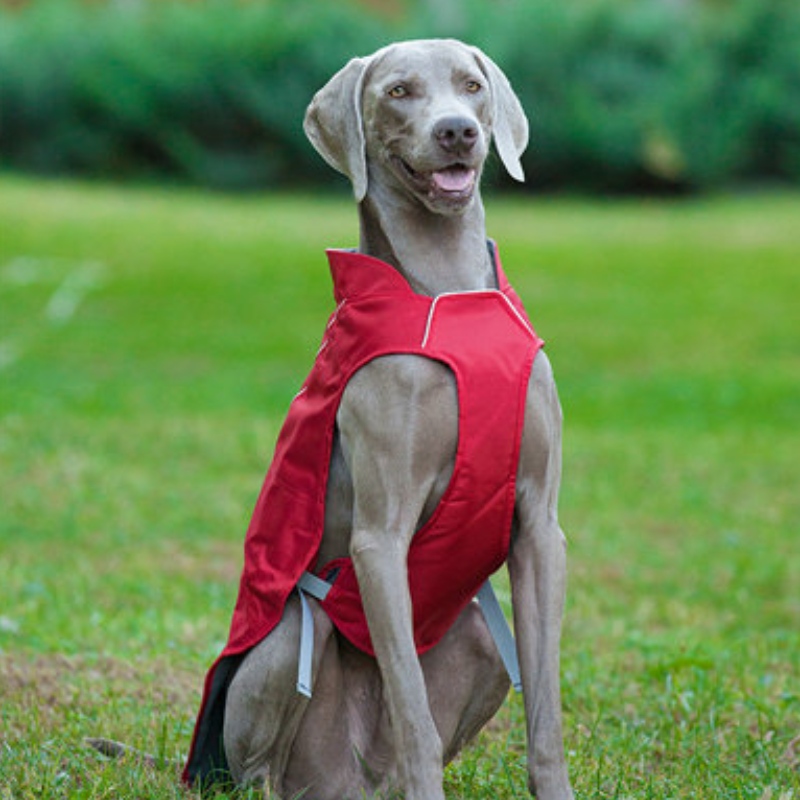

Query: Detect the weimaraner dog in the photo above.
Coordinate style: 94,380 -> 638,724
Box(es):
211,39 -> 575,800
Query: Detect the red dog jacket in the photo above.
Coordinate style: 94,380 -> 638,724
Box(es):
183,244 -> 543,785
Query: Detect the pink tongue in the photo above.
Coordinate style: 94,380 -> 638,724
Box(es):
433,168 -> 474,192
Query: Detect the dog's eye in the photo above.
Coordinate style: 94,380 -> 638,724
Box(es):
387,85 -> 409,99
465,80 -> 482,94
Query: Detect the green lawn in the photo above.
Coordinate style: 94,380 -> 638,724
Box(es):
1,176 -> 798,799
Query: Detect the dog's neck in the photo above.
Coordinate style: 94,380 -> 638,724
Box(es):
358,184 -> 495,296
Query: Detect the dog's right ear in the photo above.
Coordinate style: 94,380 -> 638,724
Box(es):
304,58 -> 370,203
470,47 -> 529,183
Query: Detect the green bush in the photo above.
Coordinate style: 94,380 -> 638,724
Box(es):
0,0 -> 798,192
475,0 -> 800,191
0,0 -> 387,189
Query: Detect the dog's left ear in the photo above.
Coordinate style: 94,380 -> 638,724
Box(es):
470,47 -> 529,182
304,57 -> 370,202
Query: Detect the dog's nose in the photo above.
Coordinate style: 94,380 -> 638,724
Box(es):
433,117 -> 479,154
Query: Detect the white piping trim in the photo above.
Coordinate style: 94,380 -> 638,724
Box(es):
497,292 -> 536,338
420,290 -> 535,349
327,298 -> 347,330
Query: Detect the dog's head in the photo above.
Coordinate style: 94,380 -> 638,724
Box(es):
304,39 -> 528,214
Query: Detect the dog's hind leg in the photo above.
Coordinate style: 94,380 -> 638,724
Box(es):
422,600 -> 511,763
223,594 -> 334,795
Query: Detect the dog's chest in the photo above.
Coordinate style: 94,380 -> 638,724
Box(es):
307,253 -> 544,655
223,248 -> 543,660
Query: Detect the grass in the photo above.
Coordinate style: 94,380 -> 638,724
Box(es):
0,175 -> 798,799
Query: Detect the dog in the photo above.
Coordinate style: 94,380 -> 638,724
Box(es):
180,39 -> 574,800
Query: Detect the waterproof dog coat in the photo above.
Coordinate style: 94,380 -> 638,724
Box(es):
183,244 -> 544,785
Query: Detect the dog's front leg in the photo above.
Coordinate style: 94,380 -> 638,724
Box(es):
338,358 -> 456,800
510,354 -> 574,800
350,532 -> 444,799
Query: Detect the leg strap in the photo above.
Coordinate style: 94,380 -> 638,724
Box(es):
294,573 -> 521,697
295,572 -> 332,698
477,579 -> 522,692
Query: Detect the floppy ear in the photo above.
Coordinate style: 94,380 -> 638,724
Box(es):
470,47 -> 529,182
304,57 -> 370,202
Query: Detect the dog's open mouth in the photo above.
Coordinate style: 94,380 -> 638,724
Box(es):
431,165 -> 476,193
396,158 -> 477,202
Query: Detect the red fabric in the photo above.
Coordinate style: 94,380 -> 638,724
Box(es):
183,245 -> 542,784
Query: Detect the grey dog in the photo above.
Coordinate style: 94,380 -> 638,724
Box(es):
216,39 -> 574,800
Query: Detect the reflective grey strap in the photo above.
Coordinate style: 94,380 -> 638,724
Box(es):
296,589 -> 314,698
296,574 -> 521,697
297,571 -> 332,601
295,572 -> 333,698
477,579 -> 522,692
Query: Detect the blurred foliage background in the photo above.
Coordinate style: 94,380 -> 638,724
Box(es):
0,0 -> 798,194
